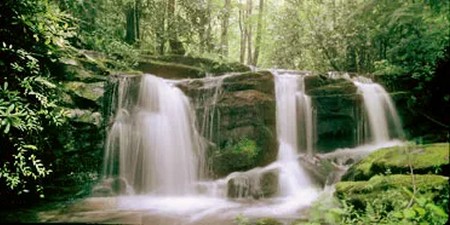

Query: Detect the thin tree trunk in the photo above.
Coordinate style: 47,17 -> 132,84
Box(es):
198,0 -> 212,54
205,0 -> 213,52
220,0 -> 231,56
253,0 -> 264,66
239,3 -> 246,63
125,0 -> 141,45
167,0 -> 185,54
246,0 -> 253,65
125,3 -> 136,44
135,0 -> 141,41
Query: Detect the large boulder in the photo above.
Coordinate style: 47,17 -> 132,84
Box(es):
342,143 -> 450,181
227,168 -> 279,199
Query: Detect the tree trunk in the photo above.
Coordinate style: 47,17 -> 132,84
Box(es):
220,0 -> 231,56
198,0 -> 212,54
246,0 -> 253,65
253,0 -> 264,66
125,4 -> 136,44
167,0 -> 185,55
125,0 -> 141,45
239,4 -> 246,63
155,0 -> 167,54
205,0 -> 213,52
135,0 -> 141,41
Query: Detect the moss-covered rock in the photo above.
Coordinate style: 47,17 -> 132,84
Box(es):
342,143 -> 450,181
137,55 -> 250,79
227,167 -> 279,199
66,109 -> 102,126
176,71 -> 277,177
214,138 -> 261,175
142,55 -> 251,74
307,76 -> 360,152
63,81 -> 104,109
137,60 -> 205,79
335,174 -> 449,212
222,71 -> 274,94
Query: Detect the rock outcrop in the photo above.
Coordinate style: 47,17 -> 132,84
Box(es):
227,168 -> 279,199
176,71 -> 278,176
306,75 -> 360,152
342,143 -> 449,181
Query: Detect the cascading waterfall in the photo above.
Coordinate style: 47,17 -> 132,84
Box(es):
353,76 -> 404,144
80,70 -> 403,225
103,74 -> 205,195
273,70 -> 316,197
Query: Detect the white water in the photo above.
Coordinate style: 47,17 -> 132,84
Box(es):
66,72 -> 406,225
104,74 -> 204,195
273,70 -> 317,198
353,77 -> 404,144
93,72 -> 321,224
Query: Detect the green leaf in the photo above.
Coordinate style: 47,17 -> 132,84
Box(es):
403,208 -> 416,219
413,205 -> 426,217
425,203 -> 447,218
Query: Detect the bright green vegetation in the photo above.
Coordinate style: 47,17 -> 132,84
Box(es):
298,143 -> 450,225
334,175 -> 449,225
343,143 -> 449,181
235,215 -> 283,225
213,138 -> 261,176
0,0 -> 72,201
0,0 -> 135,205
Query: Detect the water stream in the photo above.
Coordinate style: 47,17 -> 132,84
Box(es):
353,76 -> 404,144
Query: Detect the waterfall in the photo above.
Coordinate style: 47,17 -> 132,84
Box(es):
273,70 -> 316,197
353,77 -> 404,144
103,74 -> 205,195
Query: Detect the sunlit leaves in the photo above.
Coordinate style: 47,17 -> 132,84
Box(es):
0,0 -> 70,198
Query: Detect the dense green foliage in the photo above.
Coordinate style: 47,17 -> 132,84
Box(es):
0,0 -> 73,201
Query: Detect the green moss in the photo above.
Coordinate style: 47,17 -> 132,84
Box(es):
255,218 -> 283,225
343,143 -> 450,181
63,81 -> 104,103
335,174 -> 449,224
137,60 -> 205,78
144,54 -> 250,74
213,138 -> 261,176
308,79 -> 357,97
336,174 -> 448,195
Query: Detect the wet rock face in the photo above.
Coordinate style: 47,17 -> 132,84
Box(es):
306,75 -> 360,152
176,72 -> 363,176
177,71 -> 278,176
92,177 -> 129,197
227,168 -> 279,199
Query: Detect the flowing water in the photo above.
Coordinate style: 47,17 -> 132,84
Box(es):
272,70 -> 317,197
104,74 -> 205,195
353,76 -> 404,144
39,72 -> 404,224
